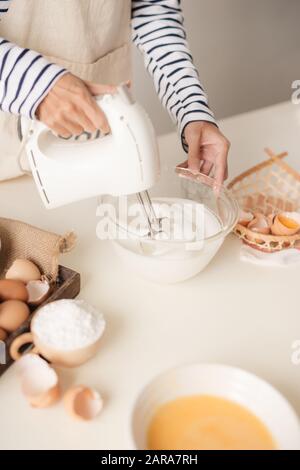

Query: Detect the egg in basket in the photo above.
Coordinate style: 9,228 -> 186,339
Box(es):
228,149 -> 300,252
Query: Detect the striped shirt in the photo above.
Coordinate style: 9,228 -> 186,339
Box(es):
0,0 -> 216,148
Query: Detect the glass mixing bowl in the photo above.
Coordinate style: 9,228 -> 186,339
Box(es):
100,168 -> 238,284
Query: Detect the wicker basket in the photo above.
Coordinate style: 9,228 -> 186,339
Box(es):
228,149 -> 300,252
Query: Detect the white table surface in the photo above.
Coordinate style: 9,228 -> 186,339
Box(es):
0,101 -> 300,450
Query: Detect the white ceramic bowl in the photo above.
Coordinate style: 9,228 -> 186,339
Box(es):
131,363 -> 300,450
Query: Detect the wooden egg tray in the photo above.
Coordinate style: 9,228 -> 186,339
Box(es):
0,265 -> 80,377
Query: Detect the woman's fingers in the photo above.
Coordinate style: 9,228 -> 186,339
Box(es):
214,147 -> 228,187
187,137 -> 201,173
84,81 -> 120,133
74,87 -> 111,133
36,74 -> 118,136
201,160 -> 214,176
59,114 -> 84,136
71,109 -> 97,133
177,160 -> 189,169
84,96 -> 111,134
51,123 -> 72,139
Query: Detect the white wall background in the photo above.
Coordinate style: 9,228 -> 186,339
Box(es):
133,0 -> 300,135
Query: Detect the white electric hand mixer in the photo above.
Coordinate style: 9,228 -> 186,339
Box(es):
25,84 -> 162,236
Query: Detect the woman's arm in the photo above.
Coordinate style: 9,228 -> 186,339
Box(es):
0,0 -> 65,118
0,4 -> 112,136
0,36 -> 115,136
0,39 -> 66,118
132,0 -> 216,145
132,0 -> 229,184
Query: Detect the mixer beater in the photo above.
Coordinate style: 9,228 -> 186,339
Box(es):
136,190 -> 163,238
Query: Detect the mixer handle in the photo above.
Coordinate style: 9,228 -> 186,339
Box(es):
93,83 -> 136,138
29,83 -> 134,142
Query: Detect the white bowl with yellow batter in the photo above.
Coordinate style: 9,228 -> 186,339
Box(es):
131,363 -> 300,450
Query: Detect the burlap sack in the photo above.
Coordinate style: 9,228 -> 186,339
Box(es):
0,217 -> 76,281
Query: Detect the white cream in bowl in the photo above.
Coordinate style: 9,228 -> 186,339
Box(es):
111,197 -> 224,283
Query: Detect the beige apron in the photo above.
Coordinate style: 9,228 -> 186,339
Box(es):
0,0 -> 132,180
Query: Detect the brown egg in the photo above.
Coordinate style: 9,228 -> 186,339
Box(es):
0,300 -> 30,332
6,259 -> 41,283
0,327 -> 7,341
64,385 -> 103,421
0,279 -> 28,302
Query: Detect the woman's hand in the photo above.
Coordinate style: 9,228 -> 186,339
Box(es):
184,121 -> 230,186
36,73 -> 117,138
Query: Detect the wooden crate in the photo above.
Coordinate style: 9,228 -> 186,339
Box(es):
0,265 -> 80,377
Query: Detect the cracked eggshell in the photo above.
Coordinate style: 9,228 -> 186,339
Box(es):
238,210 -> 254,227
26,280 -> 51,306
248,214 -> 270,234
64,385 -> 103,421
17,354 -> 60,408
267,213 -> 276,226
271,212 -> 300,236
6,259 -> 41,283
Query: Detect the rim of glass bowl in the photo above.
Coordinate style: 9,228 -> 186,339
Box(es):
109,170 -> 239,246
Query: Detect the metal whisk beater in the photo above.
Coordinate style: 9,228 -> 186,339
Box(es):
136,190 -> 163,238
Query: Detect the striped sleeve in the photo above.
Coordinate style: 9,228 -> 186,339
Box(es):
0,0 -> 9,13
0,2 -> 66,119
132,0 -> 217,151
